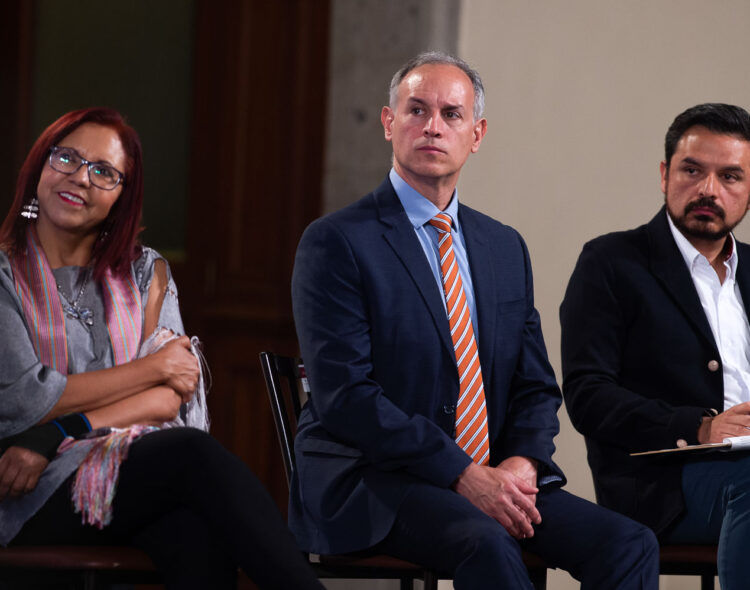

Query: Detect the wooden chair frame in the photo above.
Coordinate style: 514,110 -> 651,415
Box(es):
0,544 -> 159,590
659,544 -> 717,590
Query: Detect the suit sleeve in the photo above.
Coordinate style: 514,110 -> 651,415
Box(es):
560,242 -> 707,452
497,234 -> 564,479
292,218 -> 472,488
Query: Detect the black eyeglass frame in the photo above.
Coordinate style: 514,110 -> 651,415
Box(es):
48,146 -> 126,190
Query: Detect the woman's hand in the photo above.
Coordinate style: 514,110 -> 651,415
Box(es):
151,336 -> 199,403
0,447 -> 49,502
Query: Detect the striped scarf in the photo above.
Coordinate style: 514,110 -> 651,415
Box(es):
59,425 -> 159,528
10,227 -> 142,373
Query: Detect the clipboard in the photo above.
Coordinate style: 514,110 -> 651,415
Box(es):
631,435 -> 750,456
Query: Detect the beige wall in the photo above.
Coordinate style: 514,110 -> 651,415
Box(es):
324,0 -> 459,214
457,0 -> 750,588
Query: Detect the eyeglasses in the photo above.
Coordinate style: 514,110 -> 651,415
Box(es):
48,146 -> 125,191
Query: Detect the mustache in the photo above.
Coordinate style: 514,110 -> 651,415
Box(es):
685,197 -> 725,220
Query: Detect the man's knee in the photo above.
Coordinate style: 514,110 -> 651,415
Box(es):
448,518 -> 524,566
592,513 -> 659,576
729,454 -> 750,493
446,520 -> 533,589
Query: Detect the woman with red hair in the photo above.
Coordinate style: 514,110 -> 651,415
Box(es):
0,108 -> 323,589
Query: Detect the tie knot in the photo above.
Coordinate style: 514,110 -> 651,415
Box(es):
429,213 -> 453,234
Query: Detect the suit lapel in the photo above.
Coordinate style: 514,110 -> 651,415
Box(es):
647,208 -> 717,350
459,206 -> 497,386
374,180 -> 455,360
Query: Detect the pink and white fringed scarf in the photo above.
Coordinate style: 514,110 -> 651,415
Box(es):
10,227 -> 150,528
10,226 -> 142,374
10,227 -> 68,371
58,425 -> 158,528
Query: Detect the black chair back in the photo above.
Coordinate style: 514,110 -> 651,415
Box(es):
259,352 -> 307,486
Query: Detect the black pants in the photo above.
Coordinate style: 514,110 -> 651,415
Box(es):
12,428 -> 323,590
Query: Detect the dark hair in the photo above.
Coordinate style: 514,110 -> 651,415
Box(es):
0,107 -> 144,280
664,103 -> 750,167
389,51 -> 485,121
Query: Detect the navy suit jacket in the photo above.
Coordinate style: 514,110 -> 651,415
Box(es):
560,207 -> 750,535
290,178 -> 564,554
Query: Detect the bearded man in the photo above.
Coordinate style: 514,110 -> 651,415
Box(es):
561,103 -> 750,590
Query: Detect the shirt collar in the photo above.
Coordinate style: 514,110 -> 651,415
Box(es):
666,210 -> 738,279
390,168 -> 461,231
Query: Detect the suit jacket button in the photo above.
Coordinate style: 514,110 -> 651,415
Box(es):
707,360 -> 720,372
443,404 -> 455,414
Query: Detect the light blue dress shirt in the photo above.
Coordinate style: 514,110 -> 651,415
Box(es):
389,168 -> 479,337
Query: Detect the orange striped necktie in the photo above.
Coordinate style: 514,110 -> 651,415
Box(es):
428,213 -> 490,465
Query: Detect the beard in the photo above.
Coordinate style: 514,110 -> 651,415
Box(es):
665,194 -> 743,241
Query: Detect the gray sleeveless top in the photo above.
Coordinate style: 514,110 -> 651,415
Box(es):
0,247 -> 186,545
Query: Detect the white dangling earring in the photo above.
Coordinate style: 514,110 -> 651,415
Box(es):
20,197 -> 39,219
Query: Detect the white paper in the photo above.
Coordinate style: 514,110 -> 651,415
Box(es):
724,435 -> 750,450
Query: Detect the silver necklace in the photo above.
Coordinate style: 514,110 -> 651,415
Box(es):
57,268 -> 94,327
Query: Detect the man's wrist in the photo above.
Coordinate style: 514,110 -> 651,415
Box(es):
452,461 -> 479,491
497,455 -> 538,470
697,415 -> 713,444
524,457 -> 538,469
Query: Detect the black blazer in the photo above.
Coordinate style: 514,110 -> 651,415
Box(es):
560,207 -> 750,535
290,178 -> 565,553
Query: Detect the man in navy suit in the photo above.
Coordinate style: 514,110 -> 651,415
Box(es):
291,51 -> 658,589
561,103 -> 750,589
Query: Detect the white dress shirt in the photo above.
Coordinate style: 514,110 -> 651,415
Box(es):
668,212 -> 750,410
